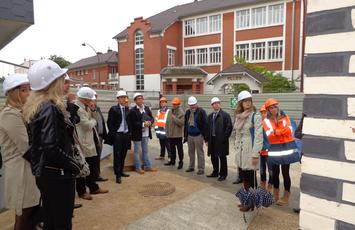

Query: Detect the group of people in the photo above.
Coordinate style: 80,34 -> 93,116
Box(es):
155,91 -> 300,212
0,58 -> 300,229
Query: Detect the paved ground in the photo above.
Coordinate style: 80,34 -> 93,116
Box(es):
0,137 -> 300,230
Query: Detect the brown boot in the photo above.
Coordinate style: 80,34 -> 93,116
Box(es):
260,181 -> 266,189
79,192 -> 93,200
239,205 -> 253,212
277,191 -> 290,206
91,188 -> 109,195
273,188 -> 279,203
267,184 -> 273,193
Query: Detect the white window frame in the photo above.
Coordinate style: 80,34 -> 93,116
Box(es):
268,40 -> 283,60
251,42 -> 266,61
235,37 -> 284,63
135,30 -> 144,46
235,43 -> 250,61
168,48 -> 175,66
183,13 -> 222,37
196,16 -> 208,34
236,9 -> 250,29
209,47 -> 221,64
183,44 -> 222,66
268,3 -> 284,25
235,2 -> 285,31
135,48 -> 144,90
251,6 -> 267,27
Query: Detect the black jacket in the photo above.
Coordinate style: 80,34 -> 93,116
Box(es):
206,109 -> 233,156
184,107 -> 208,141
25,102 -> 81,177
96,106 -> 108,141
128,105 -> 154,141
106,104 -> 131,146
66,101 -> 80,125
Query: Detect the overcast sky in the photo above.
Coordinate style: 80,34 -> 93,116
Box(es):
0,0 -> 192,76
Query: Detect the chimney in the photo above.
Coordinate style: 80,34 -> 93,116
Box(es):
107,47 -> 113,52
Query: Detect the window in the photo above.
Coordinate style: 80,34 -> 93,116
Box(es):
251,42 -> 266,61
185,19 -> 195,36
269,3 -> 284,24
236,9 -> 250,29
185,49 -> 195,65
135,48 -> 144,90
268,40 -> 283,60
85,70 -> 88,75
135,30 -> 144,45
251,6 -> 266,27
93,70 -> 96,80
196,17 -> 208,34
110,66 -> 117,74
209,15 -> 221,33
197,48 -> 208,65
210,47 -> 221,64
235,44 -> 250,61
168,49 -> 175,66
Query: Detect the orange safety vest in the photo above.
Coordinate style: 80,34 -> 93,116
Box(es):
154,109 -> 169,136
263,115 -> 294,145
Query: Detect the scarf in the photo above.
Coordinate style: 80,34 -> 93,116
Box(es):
234,111 -> 251,131
188,108 -> 196,127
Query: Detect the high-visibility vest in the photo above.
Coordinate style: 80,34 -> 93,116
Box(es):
263,115 -> 297,158
154,109 -> 169,138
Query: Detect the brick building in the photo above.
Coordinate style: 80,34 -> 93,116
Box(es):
113,0 -> 304,94
67,50 -> 118,89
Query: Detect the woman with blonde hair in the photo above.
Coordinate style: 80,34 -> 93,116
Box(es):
0,74 -> 40,230
233,91 -> 263,212
23,59 -> 81,230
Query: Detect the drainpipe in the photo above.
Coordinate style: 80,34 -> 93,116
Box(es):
300,0 -> 307,92
290,0 -> 296,83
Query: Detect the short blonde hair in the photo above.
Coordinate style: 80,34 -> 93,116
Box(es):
23,77 -> 65,123
5,87 -> 24,110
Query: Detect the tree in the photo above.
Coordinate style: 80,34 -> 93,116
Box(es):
233,56 -> 296,93
230,83 -> 250,95
49,55 -> 71,68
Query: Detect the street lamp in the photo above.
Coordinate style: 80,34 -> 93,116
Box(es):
82,42 -> 100,88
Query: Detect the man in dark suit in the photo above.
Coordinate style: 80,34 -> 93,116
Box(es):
128,93 -> 157,174
106,90 -> 131,184
206,97 -> 233,181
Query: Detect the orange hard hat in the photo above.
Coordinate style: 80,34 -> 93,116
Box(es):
172,97 -> 181,105
259,104 -> 266,112
265,98 -> 279,109
159,97 -> 167,103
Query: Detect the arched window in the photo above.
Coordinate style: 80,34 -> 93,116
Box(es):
135,30 -> 144,45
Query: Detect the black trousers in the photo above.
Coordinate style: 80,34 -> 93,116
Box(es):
241,170 -> 258,188
36,174 -> 75,230
76,156 -> 99,195
273,164 -> 291,191
95,136 -> 104,177
168,137 -> 183,163
14,205 -> 41,230
159,137 -> 171,158
210,137 -> 228,178
113,133 -> 130,178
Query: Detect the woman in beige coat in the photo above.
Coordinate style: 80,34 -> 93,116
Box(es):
0,74 -> 40,230
233,91 -> 263,212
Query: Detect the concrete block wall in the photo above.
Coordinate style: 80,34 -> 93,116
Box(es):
300,1 -> 355,229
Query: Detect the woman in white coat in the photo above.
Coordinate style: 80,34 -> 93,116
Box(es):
233,91 -> 263,212
0,74 -> 40,230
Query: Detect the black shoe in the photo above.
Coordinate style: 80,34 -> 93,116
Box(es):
218,176 -> 226,181
121,173 -> 130,177
233,178 -> 242,184
177,162 -> 183,170
185,168 -> 194,172
74,203 -> 82,209
293,208 -> 301,214
164,161 -> 175,166
96,177 -> 108,182
207,173 -> 218,178
116,177 -> 122,184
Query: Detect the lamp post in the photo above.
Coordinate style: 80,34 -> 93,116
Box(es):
82,42 -> 101,88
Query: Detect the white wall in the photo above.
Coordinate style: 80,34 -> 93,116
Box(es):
204,73 -> 217,94
119,75 -> 135,91
144,74 -> 161,91
211,75 -> 262,94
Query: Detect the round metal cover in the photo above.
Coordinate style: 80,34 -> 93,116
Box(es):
139,182 -> 176,197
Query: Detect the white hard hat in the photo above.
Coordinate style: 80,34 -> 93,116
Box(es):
28,59 -> 67,91
210,97 -> 221,105
77,87 -> 94,100
188,96 -> 197,105
133,92 -> 143,100
3,74 -> 29,96
237,90 -> 252,102
116,90 -> 127,98
91,90 -> 97,100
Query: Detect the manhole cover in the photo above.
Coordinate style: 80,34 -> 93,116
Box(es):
139,182 -> 176,197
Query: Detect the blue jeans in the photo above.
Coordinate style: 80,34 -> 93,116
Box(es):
260,155 -> 273,184
134,137 -> 152,170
